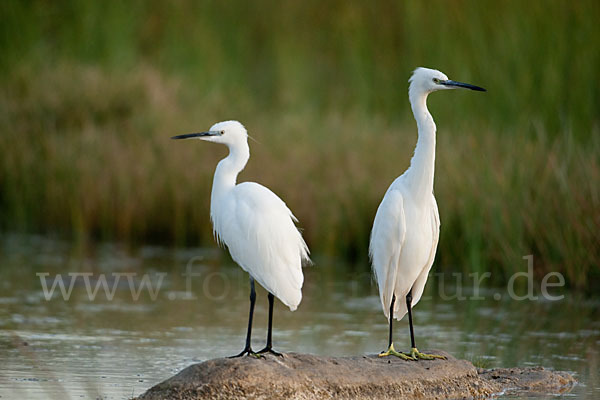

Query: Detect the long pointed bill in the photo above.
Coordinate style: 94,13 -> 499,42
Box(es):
441,80 -> 486,92
171,131 -> 222,140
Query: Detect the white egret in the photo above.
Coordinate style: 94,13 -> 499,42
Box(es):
370,67 -> 485,360
172,120 -> 310,357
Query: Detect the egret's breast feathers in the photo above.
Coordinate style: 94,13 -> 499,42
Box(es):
213,182 -> 309,310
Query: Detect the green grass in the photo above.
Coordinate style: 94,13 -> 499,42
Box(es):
0,1 -> 598,290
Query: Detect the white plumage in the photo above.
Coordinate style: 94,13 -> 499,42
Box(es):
172,120 -> 310,356
370,180 -> 440,320
370,67 -> 485,359
211,180 -> 308,310
195,120 -> 309,310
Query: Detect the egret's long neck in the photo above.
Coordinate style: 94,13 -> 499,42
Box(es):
211,140 -> 249,205
406,90 -> 436,201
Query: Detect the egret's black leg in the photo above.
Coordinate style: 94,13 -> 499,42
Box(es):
379,294 -> 413,359
257,293 -> 283,357
230,278 -> 260,358
404,288 -> 446,360
388,294 -> 395,347
406,289 -> 416,349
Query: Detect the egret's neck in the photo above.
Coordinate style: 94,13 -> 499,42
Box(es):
211,140 -> 249,204
407,90 -> 436,200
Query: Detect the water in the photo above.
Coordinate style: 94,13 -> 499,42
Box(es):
0,235 -> 598,399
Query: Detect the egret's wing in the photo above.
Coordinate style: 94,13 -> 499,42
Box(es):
218,182 -> 309,311
409,195 -> 440,307
369,188 -> 406,319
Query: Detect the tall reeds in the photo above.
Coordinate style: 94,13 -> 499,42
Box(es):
0,0 -> 598,289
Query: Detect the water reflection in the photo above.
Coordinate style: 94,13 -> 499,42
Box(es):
0,236 -> 597,399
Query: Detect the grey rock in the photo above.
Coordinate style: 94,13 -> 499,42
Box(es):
136,351 -> 575,399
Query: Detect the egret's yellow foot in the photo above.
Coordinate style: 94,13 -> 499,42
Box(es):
379,343 -> 416,360
407,347 -> 446,360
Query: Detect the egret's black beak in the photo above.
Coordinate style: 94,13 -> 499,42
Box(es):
441,80 -> 486,92
171,131 -> 222,140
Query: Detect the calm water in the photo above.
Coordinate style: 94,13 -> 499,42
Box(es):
0,235 -> 598,399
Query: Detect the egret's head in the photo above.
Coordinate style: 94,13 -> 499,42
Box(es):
171,120 -> 247,146
409,67 -> 486,97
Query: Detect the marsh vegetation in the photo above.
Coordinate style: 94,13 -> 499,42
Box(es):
1,1 -> 598,289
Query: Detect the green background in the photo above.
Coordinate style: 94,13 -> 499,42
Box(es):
1,0 -> 598,289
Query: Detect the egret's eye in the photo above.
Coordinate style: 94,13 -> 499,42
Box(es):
220,130 -> 225,135
433,78 -> 441,84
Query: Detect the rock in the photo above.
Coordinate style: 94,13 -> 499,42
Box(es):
478,366 -> 576,396
136,351 -> 575,400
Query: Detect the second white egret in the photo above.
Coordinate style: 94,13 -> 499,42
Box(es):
370,67 -> 485,360
172,120 -> 311,357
